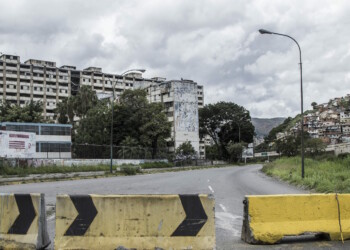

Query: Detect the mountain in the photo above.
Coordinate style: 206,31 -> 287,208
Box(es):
251,117 -> 286,137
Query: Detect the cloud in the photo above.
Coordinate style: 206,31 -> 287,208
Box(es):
0,0 -> 350,118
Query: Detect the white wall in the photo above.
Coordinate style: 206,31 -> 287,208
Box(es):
173,81 -> 200,155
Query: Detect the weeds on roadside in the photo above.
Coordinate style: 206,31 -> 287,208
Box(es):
262,155 -> 350,193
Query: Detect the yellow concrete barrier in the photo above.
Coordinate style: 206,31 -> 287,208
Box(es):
241,194 -> 350,244
55,194 -> 215,249
0,193 -> 50,249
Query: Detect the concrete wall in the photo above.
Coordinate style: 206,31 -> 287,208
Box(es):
35,152 -> 71,159
173,81 -> 200,155
24,158 -> 168,167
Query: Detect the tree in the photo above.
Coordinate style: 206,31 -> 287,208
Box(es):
0,100 -> 44,123
311,102 -> 318,110
113,89 -> 171,158
74,101 -> 110,145
118,136 -> 141,159
176,141 -> 196,159
226,142 -> 245,162
72,86 -> 98,119
275,131 -> 310,157
264,117 -> 292,143
113,89 -> 149,146
275,136 -> 298,157
254,142 -> 269,153
205,145 -> 221,160
199,102 -> 254,160
139,103 -> 171,159
54,86 -> 99,142
305,138 -> 326,156
340,98 -> 350,110
73,89 -> 171,159
0,101 -> 11,121
54,97 -> 75,124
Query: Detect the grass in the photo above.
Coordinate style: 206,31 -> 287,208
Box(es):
0,164 -> 110,176
0,159 -> 234,184
140,162 -> 174,169
0,162 -> 235,185
262,155 -> 350,193
0,161 -> 175,176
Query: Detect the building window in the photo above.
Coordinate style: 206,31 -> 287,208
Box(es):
38,142 -> 71,152
41,126 -> 71,136
6,124 -> 39,134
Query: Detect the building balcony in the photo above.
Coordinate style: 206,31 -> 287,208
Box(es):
46,105 -> 57,110
6,95 -> 17,101
46,91 -> 57,97
5,59 -> 18,64
19,75 -> 31,80
94,83 -> 103,88
59,88 -> 68,93
6,88 -> 17,94
59,92 -> 69,97
7,73 -> 17,78
6,80 -> 17,85
33,76 -> 44,81
166,107 -> 174,112
19,89 -> 31,95
162,96 -> 174,103
58,79 -> 69,84
46,77 -> 57,83
6,66 -> 17,71
33,90 -> 44,96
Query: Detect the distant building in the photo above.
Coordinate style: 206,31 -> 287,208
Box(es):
0,122 -> 72,158
143,79 -> 203,157
0,53 -> 204,157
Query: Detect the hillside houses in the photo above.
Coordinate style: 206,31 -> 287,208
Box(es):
303,95 -> 350,145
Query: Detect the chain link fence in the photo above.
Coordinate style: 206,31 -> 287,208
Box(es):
72,144 -> 172,160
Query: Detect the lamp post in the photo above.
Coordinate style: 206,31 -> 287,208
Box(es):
107,69 -> 146,173
258,29 -> 305,178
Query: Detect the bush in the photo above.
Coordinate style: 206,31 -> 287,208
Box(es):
0,164 -> 111,176
141,162 -> 174,169
337,153 -> 350,159
120,165 -> 141,175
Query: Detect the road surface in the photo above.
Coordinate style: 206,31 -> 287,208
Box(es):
1,164 -> 348,249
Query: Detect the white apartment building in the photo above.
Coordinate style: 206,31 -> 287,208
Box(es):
0,54 -> 204,157
143,80 -> 204,157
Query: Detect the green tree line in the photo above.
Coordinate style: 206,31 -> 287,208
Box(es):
0,100 -> 44,123
199,101 -> 255,162
54,86 -> 171,159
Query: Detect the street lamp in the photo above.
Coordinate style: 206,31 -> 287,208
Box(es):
258,29 -> 305,178
106,69 -> 146,173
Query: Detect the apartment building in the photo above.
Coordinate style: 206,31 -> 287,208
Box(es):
0,53 -> 204,157
143,79 -> 204,157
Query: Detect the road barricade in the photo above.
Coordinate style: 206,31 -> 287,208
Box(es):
0,193 -> 50,249
241,194 -> 350,244
55,194 -> 215,249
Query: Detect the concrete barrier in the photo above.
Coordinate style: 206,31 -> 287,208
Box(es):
55,194 -> 215,249
0,193 -> 50,249
241,194 -> 350,244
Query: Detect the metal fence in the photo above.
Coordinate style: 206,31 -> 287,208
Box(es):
72,144 -> 172,160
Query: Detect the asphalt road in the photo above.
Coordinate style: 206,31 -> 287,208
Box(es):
1,164 -> 348,249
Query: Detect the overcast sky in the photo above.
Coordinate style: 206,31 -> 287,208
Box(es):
0,0 -> 349,118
